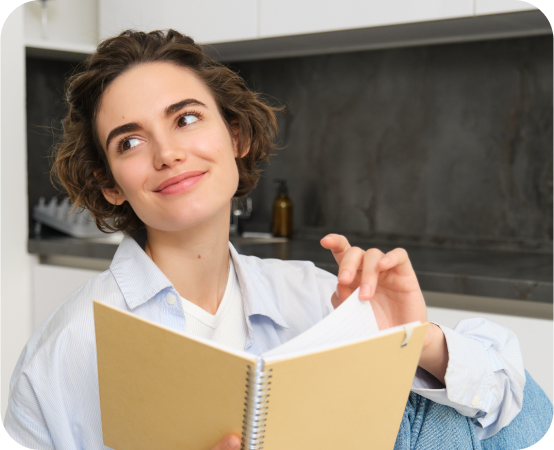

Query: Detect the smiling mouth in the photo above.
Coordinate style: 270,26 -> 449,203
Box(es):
154,171 -> 206,195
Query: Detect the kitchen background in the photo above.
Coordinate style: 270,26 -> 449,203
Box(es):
2,0 -> 553,423
27,35 -> 553,252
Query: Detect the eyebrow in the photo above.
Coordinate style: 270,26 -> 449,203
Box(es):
104,98 -> 207,150
105,122 -> 142,150
164,98 -> 207,116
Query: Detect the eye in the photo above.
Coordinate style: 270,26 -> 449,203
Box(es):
177,113 -> 199,128
120,137 -> 142,152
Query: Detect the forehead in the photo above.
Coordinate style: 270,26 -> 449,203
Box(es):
96,62 -> 215,134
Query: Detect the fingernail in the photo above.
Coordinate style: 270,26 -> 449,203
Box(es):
360,284 -> 371,298
226,436 -> 240,449
338,270 -> 350,281
380,257 -> 390,264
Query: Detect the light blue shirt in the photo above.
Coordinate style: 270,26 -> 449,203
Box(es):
4,235 -> 525,448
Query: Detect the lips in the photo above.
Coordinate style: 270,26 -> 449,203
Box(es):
154,171 -> 206,194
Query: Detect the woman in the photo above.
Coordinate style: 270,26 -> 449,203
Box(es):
4,30 -> 550,450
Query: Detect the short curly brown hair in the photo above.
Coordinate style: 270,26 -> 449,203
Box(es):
51,29 -> 279,233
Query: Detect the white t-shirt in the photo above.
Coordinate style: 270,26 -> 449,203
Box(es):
179,255 -> 248,351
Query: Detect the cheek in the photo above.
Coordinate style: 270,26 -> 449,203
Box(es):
191,131 -> 239,176
190,130 -> 224,158
111,157 -> 149,197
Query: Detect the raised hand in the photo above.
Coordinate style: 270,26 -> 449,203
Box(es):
320,234 -> 427,328
320,234 -> 448,383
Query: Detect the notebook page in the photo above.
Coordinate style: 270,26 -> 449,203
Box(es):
262,287 -> 379,360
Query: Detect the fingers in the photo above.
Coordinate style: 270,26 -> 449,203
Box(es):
336,246 -> 365,286
322,236 -> 415,305
377,248 -> 412,276
212,435 -> 240,450
358,247 -> 414,300
320,234 -> 351,264
358,248 -> 385,300
333,246 -> 365,306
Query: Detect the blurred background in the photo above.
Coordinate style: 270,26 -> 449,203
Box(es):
2,0 -> 553,420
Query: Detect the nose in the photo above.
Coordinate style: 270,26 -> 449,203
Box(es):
152,135 -> 186,170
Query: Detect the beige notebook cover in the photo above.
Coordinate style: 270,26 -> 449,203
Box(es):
94,297 -> 427,450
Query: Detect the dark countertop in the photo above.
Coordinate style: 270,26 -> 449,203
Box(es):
29,235 -> 552,303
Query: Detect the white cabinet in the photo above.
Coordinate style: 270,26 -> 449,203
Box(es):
32,263 -> 102,330
475,0 -> 537,15
24,0 -> 99,53
22,0 -> 543,54
99,0 -> 258,44
428,306 -> 553,401
99,0 -> 539,45
260,0 -> 474,39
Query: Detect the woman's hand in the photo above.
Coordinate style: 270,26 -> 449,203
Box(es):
320,234 -> 448,384
320,234 -> 427,328
212,435 -> 240,450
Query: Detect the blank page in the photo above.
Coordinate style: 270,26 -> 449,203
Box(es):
263,287 -> 380,360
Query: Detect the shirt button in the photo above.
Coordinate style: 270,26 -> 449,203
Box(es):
166,294 -> 177,305
471,395 -> 480,406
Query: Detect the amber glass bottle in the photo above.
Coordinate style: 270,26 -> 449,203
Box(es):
272,179 -> 293,238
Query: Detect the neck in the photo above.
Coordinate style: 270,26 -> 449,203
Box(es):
144,203 -> 231,315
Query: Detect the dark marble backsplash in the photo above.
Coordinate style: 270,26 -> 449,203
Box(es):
26,36 -> 553,253
231,36 -> 553,253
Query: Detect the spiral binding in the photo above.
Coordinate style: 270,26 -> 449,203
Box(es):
241,358 -> 272,450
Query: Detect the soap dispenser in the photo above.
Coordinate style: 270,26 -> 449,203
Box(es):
272,179 -> 293,238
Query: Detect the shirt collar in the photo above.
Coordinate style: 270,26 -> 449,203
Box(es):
110,233 -> 289,329
110,234 -> 173,310
229,242 -> 289,329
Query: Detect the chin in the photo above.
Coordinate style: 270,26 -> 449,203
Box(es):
144,207 -> 223,233
135,191 -> 233,233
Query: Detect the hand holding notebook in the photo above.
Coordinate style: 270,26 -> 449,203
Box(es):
94,288 -> 427,450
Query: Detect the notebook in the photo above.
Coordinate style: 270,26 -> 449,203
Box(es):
94,288 -> 427,450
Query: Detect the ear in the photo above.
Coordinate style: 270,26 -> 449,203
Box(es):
94,168 -> 127,206
234,142 -> 251,159
230,120 -> 250,159
101,186 -> 126,206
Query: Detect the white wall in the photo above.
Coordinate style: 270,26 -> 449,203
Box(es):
1,3 -> 33,421
24,0 -> 98,51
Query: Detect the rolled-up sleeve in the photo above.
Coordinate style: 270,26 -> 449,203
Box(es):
4,399 -> 55,449
410,318 -> 525,440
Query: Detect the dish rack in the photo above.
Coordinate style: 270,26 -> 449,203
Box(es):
33,196 -> 122,242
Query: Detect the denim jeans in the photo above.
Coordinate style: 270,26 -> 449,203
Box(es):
394,371 -> 553,450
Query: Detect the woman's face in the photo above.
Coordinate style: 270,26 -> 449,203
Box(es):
96,62 -> 241,232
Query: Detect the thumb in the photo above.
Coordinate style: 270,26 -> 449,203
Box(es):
212,435 -> 241,450
332,283 -> 354,308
